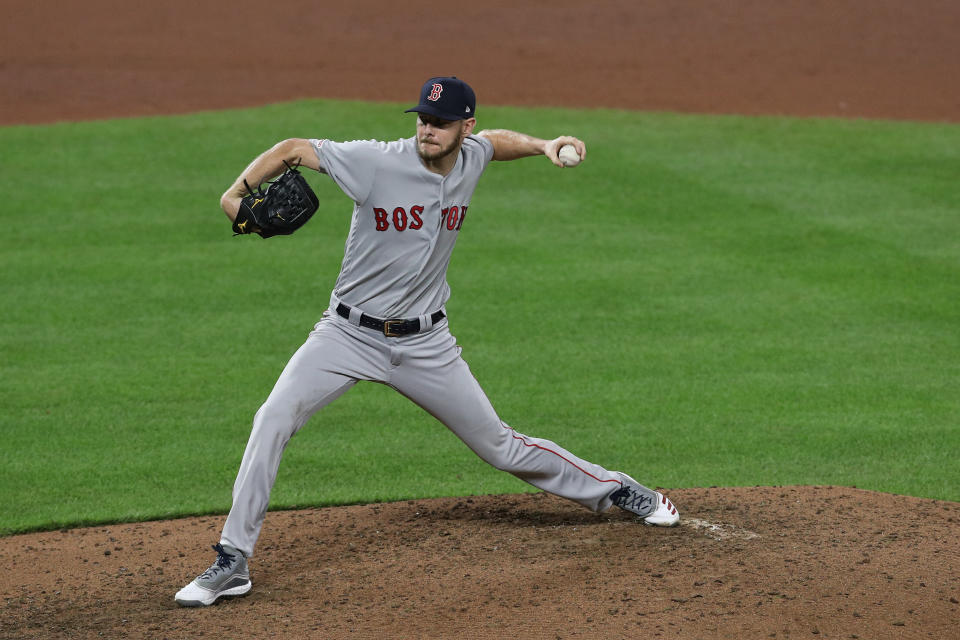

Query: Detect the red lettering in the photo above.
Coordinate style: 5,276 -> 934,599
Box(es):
456,205 -> 468,230
446,205 -> 459,230
393,207 -> 408,231
374,204 -> 441,231
373,207 -> 389,231
410,205 -> 424,230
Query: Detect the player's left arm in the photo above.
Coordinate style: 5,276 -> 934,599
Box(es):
221,138 -> 320,222
476,129 -> 586,167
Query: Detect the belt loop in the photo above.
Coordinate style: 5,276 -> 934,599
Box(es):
330,292 -> 362,327
419,313 -> 433,332
347,306 -> 363,326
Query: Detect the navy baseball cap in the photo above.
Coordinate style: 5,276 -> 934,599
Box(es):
405,76 -> 476,121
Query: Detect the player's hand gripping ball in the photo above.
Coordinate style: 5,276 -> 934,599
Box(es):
558,144 -> 581,167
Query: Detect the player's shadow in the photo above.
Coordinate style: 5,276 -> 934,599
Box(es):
405,492 -> 637,528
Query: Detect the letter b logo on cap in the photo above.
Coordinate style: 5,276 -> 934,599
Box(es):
428,83 -> 443,102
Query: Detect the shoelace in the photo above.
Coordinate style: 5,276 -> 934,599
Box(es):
610,485 -> 654,513
200,544 -> 236,579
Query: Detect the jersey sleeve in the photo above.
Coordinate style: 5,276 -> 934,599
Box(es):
455,134 -> 495,180
469,134 -> 495,167
310,138 -> 380,204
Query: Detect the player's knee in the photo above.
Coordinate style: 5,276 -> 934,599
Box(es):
474,429 -> 525,473
250,401 -> 301,442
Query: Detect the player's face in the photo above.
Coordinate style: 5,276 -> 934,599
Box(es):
416,114 -> 473,161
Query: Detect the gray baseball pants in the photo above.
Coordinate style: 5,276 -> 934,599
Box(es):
221,307 -> 622,557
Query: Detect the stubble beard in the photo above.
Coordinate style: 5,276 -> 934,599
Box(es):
417,135 -> 461,162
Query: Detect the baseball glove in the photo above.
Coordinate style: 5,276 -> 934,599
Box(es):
232,161 -> 319,238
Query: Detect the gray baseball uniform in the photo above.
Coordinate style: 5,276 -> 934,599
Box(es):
219,134 -> 630,557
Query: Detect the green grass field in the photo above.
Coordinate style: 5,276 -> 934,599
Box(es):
1,100 -> 957,535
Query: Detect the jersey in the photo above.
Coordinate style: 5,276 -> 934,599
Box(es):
310,134 -> 495,318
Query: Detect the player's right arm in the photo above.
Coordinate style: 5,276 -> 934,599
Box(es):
220,138 -> 320,222
476,129 -> 586,167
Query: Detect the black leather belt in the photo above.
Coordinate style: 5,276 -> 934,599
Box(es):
336,303 -> 445,337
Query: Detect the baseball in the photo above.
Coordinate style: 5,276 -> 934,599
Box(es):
558,144 -> 581,167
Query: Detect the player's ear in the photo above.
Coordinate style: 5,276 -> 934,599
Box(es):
462,118 -> 477,136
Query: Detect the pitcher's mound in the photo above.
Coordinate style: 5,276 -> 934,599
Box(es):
2,485 -> 957,639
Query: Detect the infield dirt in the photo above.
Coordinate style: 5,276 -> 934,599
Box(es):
2,2 -> 958,638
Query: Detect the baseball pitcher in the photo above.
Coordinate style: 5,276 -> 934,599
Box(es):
175,76 -> 679,607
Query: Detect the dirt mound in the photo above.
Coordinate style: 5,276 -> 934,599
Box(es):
2,487 -> 957,639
